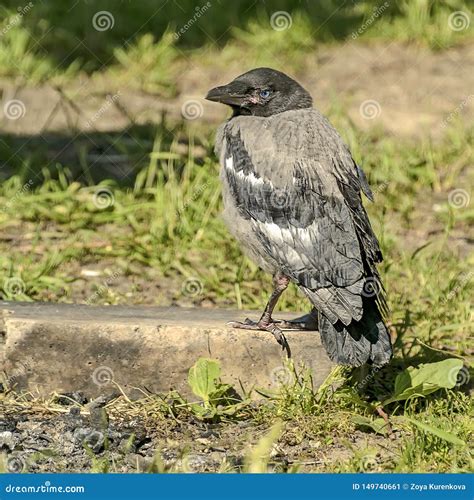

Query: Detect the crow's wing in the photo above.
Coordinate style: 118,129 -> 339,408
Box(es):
221,109 -> 384,325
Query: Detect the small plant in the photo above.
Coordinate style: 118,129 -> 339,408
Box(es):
187,358 -> 251,421
382,357 -> 464,405
352,358 -> 468,445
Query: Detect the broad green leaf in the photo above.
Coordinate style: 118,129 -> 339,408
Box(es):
187,358 -> 221,403
189,403 -> 216,419
384,358 -> 463,404
402,416 -> 466,446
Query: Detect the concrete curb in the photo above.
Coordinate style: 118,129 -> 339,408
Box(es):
0,302 -> 333,399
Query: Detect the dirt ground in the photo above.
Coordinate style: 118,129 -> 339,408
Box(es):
1,41 -> 473,139
1,396 -> 395,473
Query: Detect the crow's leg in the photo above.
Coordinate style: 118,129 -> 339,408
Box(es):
227,274 -> 290,350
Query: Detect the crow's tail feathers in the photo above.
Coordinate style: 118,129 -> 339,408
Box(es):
317,297 -> 392,367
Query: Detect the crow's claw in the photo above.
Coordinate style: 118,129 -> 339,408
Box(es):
268,324 -> 289,351
227,319 -> 290,355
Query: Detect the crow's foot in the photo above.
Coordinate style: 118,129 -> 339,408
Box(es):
227,318 -> 289,353
274,312 -> 318,330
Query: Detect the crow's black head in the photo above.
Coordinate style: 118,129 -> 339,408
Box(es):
205,67 -> 312,117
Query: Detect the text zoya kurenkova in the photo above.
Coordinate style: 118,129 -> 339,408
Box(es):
411,483 -> 466,491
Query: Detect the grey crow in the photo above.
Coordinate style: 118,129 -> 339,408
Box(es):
206,67 -> 392,367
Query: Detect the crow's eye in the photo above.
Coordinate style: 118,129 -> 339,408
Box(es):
259,89 -> 271,99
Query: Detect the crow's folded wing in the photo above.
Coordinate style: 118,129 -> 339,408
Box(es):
221,109 -> 384,325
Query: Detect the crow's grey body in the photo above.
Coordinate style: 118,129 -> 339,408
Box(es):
208,68 -> 392,367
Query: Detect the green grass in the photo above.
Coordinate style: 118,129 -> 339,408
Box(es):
0,1 -> 472,84
364,0 -> 473,49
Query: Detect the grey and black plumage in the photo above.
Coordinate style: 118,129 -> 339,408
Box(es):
206,67 -> 392,367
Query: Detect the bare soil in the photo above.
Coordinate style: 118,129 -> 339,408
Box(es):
0,41 -> 473,139
1,398 -> 395,473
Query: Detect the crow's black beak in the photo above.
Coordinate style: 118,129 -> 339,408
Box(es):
205,84 -> 246,107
